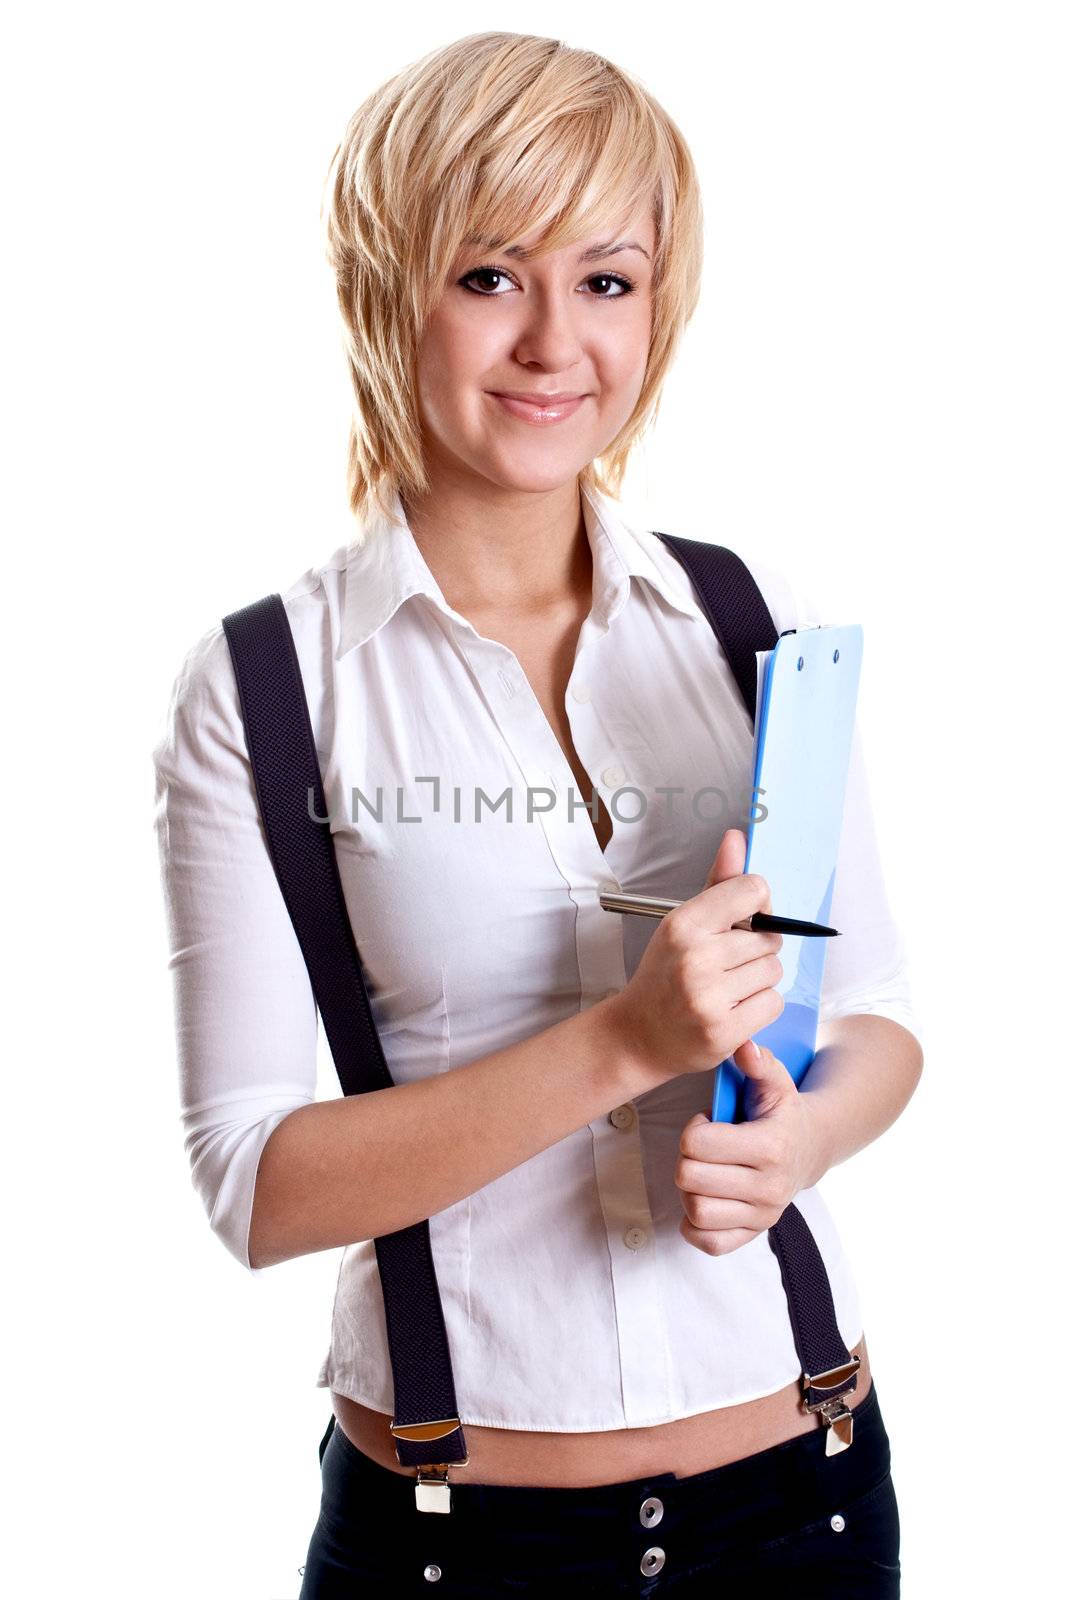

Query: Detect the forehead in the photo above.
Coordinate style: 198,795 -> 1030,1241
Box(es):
465,206 -> 655,263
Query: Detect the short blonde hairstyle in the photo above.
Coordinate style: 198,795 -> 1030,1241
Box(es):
323,31 -> 704,529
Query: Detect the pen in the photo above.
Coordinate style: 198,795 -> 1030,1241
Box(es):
598,891 -> 838,937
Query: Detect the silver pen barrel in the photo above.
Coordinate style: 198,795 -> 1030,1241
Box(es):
598,891 -> 682,919
599,891 -> 770,935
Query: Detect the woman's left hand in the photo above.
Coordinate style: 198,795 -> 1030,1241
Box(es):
675,1039 -> 828,1257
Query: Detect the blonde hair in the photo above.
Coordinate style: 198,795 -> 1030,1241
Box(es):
323,31 -> 704,529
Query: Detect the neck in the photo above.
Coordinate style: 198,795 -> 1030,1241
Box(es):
402,471 -> 594,619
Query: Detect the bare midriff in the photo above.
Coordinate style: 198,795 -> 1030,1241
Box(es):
330,1332 -> 870,1487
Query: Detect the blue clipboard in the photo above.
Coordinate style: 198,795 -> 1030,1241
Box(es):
709,623 -> 864,1123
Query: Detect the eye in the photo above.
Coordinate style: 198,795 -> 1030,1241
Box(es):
457,265 -> 635,300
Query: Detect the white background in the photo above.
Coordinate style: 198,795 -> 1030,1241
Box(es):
4,3 -> 1064,1594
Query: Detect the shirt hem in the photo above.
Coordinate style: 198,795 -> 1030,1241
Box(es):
315,1314 -> 866,1433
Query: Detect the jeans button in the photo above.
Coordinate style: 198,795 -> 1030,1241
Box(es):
640,1546 -> 666,1576
830,1513 -> 846,1533
423,1563 -> 443,1580
639,1496 -> 664,1528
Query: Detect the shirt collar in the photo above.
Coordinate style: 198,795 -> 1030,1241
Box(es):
335,481 -> 704,660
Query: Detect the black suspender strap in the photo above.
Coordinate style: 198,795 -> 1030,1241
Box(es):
221,596 -> 470,1514
652,532 -> 861,1453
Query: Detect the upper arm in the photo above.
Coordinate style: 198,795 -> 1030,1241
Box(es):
151,622 -> 318,1272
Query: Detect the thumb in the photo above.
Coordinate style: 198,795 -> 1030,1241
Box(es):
705,826 -> 748,890
734,1039 -> 797,1103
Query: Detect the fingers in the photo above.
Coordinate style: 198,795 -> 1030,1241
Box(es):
685,872 -> 774,933
680,1217 -> 760,1256
675,1157 -> 762,1202
723,951 -> 784,1009
680,1113 -> 779,1170
679,1194 -> 765,1231
728,984 -> 786,1041
718,928 -> 784,971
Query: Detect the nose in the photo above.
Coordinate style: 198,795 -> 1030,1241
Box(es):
510,286 -> 585,373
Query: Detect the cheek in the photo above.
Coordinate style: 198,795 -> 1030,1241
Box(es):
596,310 -> 651,392
597,347 -> 649,420
417,315 -> 503,430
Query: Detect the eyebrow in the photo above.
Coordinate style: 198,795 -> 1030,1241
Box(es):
466,236 -> 651,264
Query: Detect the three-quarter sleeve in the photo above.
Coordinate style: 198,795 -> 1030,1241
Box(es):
816,716 -> 924,1046
151,621 -> 318,1272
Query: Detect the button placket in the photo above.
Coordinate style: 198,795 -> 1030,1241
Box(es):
589,1095 -> 671,1421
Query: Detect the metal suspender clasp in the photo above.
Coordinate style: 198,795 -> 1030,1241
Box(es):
389,1417 -> 470,1514
801,1356 -> 862,1456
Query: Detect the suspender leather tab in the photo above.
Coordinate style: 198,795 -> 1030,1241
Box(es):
389,1418 -> 470,1513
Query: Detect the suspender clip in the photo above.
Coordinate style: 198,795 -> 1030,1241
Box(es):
801,1356 -> 861,1456
413,1463 -> 457,1514
390,1416 -> 470,1513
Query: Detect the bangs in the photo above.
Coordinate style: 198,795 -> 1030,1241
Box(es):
451,94 -> 668,274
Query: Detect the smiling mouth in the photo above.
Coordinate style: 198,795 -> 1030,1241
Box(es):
488,393 -> 589,425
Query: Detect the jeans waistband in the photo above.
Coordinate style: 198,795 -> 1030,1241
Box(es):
325,1381 -> 890,1551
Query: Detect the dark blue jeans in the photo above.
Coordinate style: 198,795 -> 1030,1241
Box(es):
298,1383 -> 900,1597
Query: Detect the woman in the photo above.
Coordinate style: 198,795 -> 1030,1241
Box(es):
152,30 -> 923,1597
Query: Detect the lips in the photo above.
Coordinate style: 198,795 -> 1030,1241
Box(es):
489,392 -> 588,425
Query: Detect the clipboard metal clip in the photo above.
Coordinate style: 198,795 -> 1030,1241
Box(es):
801,1356 -> 862,1455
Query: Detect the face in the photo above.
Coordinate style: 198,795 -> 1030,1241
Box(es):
414,205 -> 656,495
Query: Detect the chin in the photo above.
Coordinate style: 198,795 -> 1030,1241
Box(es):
477,450 -> 594,495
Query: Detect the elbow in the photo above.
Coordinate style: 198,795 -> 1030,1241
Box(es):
184,1101 -> 310,1275
908,1032 -> 924,1102
881,1015 -> 925,1099
817,1010 -> 924,1102
246,1206 -> 273,1272
245,1176 -> 289,1271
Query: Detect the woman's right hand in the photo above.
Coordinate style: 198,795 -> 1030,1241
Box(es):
604,828 -> 785,1079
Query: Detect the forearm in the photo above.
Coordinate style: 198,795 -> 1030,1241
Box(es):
798,1013 -> 924,1188
248,995 -> 673,1269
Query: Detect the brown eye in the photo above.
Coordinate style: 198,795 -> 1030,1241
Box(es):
457,266 -> 635,299
586,272 -> 633,298
458,267 -> 514,295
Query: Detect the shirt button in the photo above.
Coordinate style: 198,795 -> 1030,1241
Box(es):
624,1226 -> 648,1250
570,684 -> 591,703
610,1105 -> 635,1130
602,764 -> 625,786
830,1513 -> 846,1533
639,1496 -> 664,1528
640,1547 -> 666,1576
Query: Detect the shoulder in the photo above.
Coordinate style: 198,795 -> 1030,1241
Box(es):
724,542 -> 825,634
153,538 -> 350,753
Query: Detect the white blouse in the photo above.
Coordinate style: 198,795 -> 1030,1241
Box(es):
151,482 -> 922,1431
